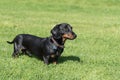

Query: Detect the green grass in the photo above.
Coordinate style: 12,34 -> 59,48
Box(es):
0,0 -> 120,80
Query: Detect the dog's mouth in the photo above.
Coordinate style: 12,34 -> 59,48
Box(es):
62,32 -> 77,40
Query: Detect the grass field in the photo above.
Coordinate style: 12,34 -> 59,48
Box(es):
0,0 -> 120,80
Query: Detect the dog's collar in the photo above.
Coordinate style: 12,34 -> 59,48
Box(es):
51,37 -> 64,48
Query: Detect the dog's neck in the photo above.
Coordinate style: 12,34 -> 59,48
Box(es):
51,37 -> 65,48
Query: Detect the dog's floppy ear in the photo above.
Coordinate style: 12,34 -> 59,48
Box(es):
51,24 -> 62,39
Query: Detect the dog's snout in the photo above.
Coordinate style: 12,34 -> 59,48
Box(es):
72,32 -> 77,39
74,33 -> 77,38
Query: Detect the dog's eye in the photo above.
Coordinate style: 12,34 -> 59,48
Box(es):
66,29 -> 70,32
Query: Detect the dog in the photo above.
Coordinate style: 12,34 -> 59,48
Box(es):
7,23 -> 77,64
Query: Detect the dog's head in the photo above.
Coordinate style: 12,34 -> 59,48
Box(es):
51,23 -> 77,40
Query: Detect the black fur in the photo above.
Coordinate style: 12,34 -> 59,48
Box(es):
7,23 -> 77,64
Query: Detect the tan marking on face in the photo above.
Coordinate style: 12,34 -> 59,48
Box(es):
62,33 -> 74,40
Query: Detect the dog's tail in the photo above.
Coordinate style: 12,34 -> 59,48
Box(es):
7,41 -> 14,44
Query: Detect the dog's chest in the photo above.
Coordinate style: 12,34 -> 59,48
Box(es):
49,45 -> 63,56
49,45 -> 58,53
50,48 -> 63,58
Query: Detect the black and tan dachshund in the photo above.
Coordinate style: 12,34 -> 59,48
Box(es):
7,23 -> 77,64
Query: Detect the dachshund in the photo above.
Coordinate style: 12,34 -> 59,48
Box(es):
7,23 -> 77,64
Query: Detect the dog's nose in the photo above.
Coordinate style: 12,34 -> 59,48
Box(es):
74,34 -> 77,39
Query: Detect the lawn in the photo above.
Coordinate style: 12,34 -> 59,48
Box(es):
0,0 -> 120,80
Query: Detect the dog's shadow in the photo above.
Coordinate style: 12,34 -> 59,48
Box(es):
58,56 -> 82,63
21,54 -> 82,64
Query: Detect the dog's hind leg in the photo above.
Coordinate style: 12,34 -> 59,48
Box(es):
12,42 -> 20,57
12,35 -> 23,57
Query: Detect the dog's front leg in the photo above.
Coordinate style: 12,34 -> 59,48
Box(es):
43,55 -> 50,65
